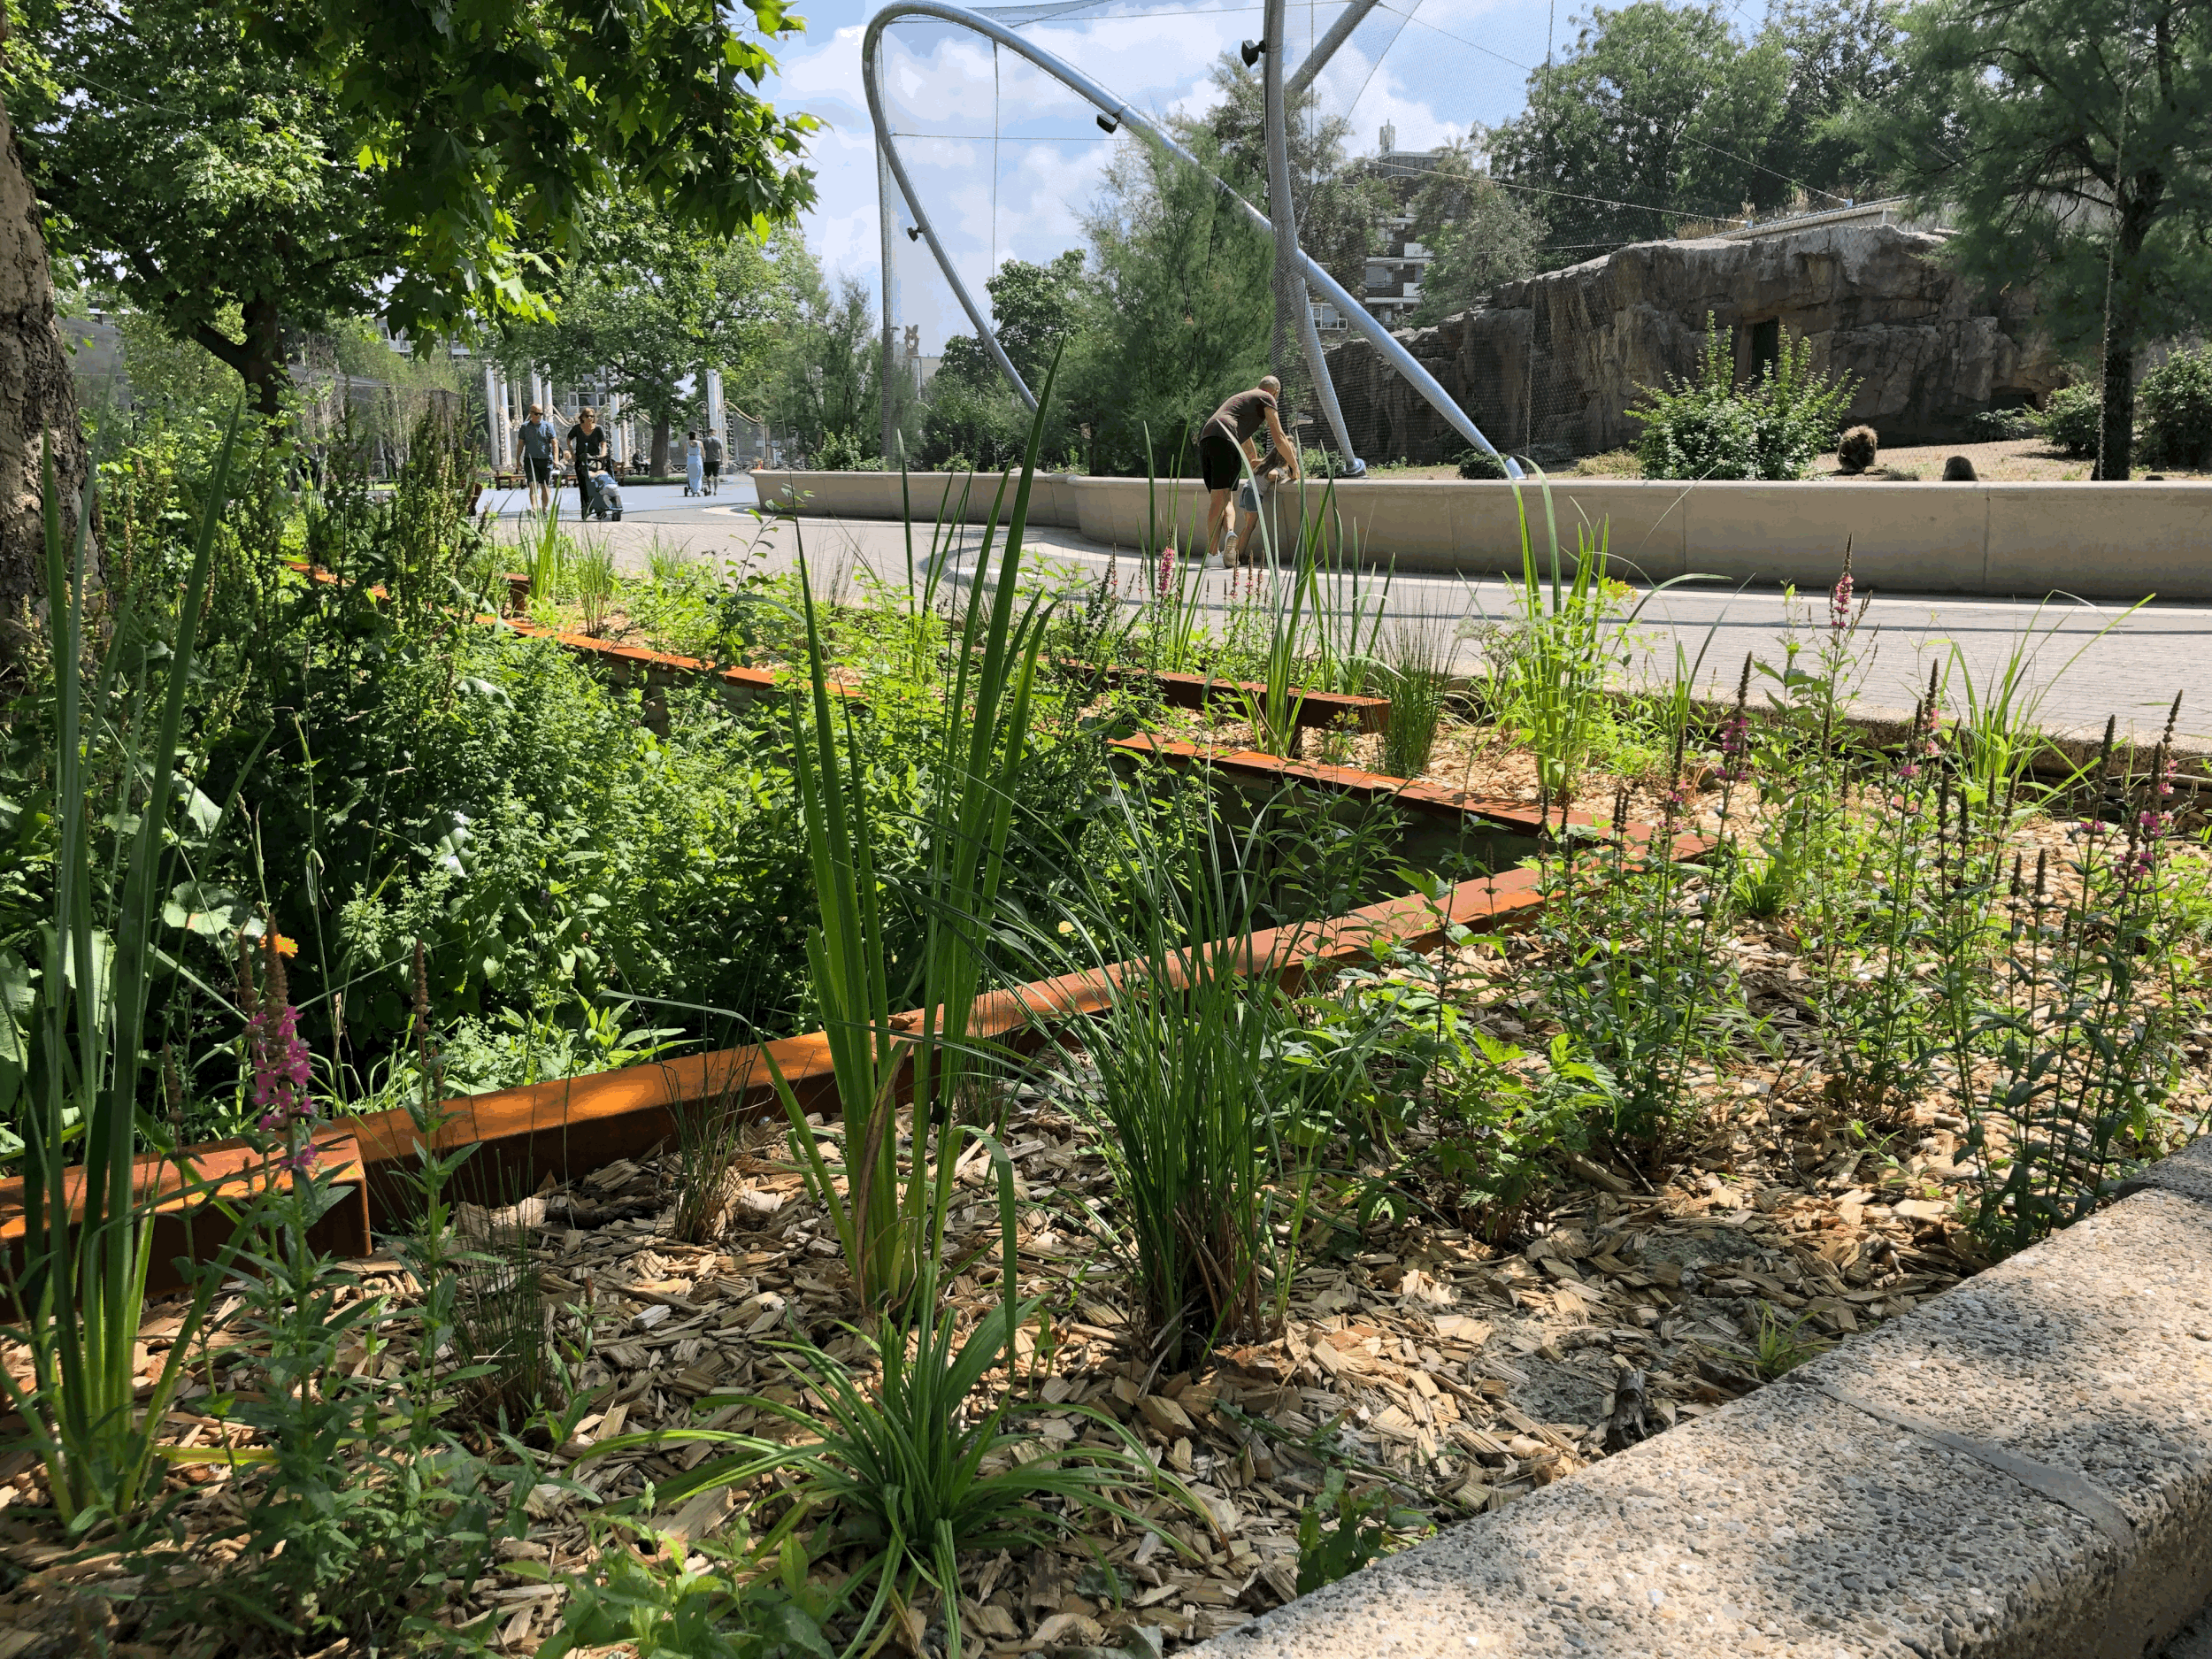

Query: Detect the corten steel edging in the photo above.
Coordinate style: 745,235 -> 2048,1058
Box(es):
287,559 -> 1395,734
1113,734 -> 1714,861
4,741 -> 1693,1257
1084,664 -> 1391,734
0,1135 -> 372,1299
341,861 -> 1548,1229
12,858 -> 1555,1254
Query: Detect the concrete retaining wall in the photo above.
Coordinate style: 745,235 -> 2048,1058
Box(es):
757,472 -> 2212,600
1193,1135 -> 2212,1659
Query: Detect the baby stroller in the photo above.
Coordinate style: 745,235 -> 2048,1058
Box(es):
585,466 -> 624,521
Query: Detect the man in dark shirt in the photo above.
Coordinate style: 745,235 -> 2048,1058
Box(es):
1198,376 -> 1299,563
702,430 -> 724,495
565,408 -> 611,520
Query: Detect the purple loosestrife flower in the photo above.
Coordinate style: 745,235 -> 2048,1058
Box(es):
1829,544 -> 1855,633
1717,654 -> 1754,785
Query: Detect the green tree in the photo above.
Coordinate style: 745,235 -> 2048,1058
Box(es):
1193,53 -> 1388,301
504,204 -> 797,473
1407,136 -> 1549,323
1841,0 -> 2212,477
759,268 -> 893,463
9,0 -> 816,420
928,251 -> 1085,470
1492,2 -> 1791,260
1064,128 -> 1273,478
1765,0 -> 1909,208
939,250 -> 1087,391
24,0 -> 388,419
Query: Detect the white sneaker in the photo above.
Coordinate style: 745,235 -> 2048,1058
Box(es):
1202,553 -> 1226,570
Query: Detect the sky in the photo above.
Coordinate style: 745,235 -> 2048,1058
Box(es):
755,0 -> 1597,354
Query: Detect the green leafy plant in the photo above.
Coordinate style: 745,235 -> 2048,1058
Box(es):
1294,1468 -> 1420,1594
2139,344 -> 2212,470
2036,383 -> 2103,457
539,1529 -> 837,1659
1960,722 -> 2197,1253
1629,316 -> 1856,480
0,424 -> 243,1532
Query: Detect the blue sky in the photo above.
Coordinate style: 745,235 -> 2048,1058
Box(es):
757,0 -> 1594,351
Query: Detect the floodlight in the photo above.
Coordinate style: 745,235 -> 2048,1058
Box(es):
1096,111 -> 1119,134
1240,36 -> 1265,65
905,225 -> 922,241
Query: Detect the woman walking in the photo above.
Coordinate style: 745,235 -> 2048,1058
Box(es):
685,428 -> 705,497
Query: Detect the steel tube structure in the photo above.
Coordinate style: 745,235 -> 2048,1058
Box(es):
1286,0 -> 1386,97
863,0 -> 1517,474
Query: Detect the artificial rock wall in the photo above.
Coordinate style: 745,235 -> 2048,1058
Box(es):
1324,224 -> 2063,462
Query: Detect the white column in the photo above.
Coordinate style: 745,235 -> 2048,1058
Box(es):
705,367 -> 725,439
483,365 -> 506,468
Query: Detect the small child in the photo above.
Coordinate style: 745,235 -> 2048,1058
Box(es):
1225,463 -> 1286,567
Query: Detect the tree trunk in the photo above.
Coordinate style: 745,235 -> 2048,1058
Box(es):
2096,338 -> 2136,481
650,415 -> 671,477
0,87 -> 89,680
194,293 -> 287,426
2093,178 -> 2161,482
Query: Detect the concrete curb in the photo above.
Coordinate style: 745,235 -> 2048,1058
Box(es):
1196,1144 -> 2212,1659
760,472 -> 2212,602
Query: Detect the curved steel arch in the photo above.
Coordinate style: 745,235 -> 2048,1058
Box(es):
864,0 -> 1519,477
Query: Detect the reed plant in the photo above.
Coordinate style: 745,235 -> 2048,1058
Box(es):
0,426 -> 247,1531
580,1140 -> 1171,1659
1378,613 -> 1456,780
572,540 -> 618,634
763,370 -> 1056,1317
1032,769 -> 1318,1367
1492,474 -> 1700,825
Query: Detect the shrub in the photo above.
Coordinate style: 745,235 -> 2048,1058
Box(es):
1629,316 -> 1856,480
810,429 -> 878,471
2036,382 -> 2103,456
2140,346 -> 2212,469
1457,447 -> 1509,480
1836,425 -> 1878,473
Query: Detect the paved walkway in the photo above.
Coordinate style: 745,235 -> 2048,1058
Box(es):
489,485 -> 2212,751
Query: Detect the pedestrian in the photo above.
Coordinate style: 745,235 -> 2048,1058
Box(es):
1198,375 -> 1298,565
685,428 -> 704,496
1226,438 -> 1287,568
517,403 -> 559,513
702,427 -> 725,495
566,406 -> 611,521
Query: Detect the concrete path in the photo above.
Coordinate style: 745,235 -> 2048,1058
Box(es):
489,488 -> 2212,750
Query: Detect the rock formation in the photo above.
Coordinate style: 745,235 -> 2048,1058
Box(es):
1324,224 -> 2062,463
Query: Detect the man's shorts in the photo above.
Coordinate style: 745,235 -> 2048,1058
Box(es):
1198,429 -> 1243,491
524,455 -> 553,485
703,460 -> 721,478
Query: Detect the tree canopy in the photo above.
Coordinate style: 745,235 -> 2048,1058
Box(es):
1406,134 -> 1548,323
503,202 -> 799,472
8,0 -> 818,415
1490,0 -> 1905,265
1842,0 -> 2212,477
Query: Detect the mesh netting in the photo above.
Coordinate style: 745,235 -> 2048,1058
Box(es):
871,0 -> 1731,473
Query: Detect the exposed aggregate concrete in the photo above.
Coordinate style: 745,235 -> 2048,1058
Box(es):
1197,1158 -> 2212,1659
